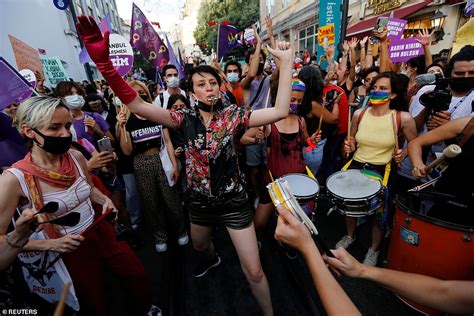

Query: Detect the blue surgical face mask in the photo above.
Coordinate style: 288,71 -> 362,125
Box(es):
64,94 -> 85,109
226,72 -> 239,83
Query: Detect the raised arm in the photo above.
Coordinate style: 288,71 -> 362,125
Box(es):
248,41 -> 293,127
240,26 -> 262,90
416,28 -> 434,68
76,16 -> 175,127
359,36 -> 368,69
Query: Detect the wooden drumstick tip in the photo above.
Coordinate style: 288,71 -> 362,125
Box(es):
443,144 -> 462,158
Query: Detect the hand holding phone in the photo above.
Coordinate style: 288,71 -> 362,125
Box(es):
97,137 -> 113,152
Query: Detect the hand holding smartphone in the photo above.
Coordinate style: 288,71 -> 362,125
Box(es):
97,137 -> 113,152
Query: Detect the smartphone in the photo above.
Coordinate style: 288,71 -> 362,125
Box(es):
374,17 -> 388,33
97,137 -> 113,152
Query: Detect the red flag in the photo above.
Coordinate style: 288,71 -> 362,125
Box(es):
151,21 -> 161,28
222,20 -> 231,26
207,21 -> 217,26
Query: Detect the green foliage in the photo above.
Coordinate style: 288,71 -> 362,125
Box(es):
194,0 -> 259,56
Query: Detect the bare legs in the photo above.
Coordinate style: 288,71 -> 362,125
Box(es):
190,222 -> 273,316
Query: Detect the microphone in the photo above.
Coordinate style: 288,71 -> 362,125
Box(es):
415,73 -> 438,86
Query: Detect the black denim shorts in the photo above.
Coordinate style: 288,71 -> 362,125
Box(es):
185,189 -> 253,230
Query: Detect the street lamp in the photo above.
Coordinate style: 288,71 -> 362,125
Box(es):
430,10 -> 447,41
431,10 -> 447,31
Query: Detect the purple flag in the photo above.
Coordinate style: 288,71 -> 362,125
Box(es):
130,3 -> 169,70
217,24 -> 241,60
177,47 -> 186,75
0,57 -> 34,111
79,14 -> 112,64
165,35 -> 184,80
389,37 -> 424,63
0,112 -> 26,167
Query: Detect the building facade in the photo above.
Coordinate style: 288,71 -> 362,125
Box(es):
0,0 -> 122,84
176,0 -> 203,60
259,0 -> 319,53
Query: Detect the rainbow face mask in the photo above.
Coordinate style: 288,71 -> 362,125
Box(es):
368,91 -> 390,106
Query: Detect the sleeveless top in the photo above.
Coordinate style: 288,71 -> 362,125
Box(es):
267,118 -> 306,179
8,152 -> 94,236
354,110 -> 396,165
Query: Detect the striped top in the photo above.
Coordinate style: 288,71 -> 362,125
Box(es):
354,109 -> 396,165
9,152 -> 94,236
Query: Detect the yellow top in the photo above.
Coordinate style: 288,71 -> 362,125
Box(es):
353,109 -> 396,165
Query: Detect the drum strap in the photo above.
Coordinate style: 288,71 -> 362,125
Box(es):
457,117 -> 474,148
342,159 -> 391,187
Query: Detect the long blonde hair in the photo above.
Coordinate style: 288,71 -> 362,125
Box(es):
129,80 -> 153,103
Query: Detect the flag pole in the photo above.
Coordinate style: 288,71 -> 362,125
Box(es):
216,23 -> 220,60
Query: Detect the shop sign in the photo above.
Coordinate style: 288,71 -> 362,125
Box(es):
368,0 -> 403,15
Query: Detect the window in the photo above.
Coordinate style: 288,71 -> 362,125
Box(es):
266,0 -> 275,15
282,0 -> 290,9
298,25 -> 316,54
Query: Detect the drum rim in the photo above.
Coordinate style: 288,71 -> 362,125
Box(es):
281,173 -> 320,199
326,170 -> 382,200
396,194 -> 474,232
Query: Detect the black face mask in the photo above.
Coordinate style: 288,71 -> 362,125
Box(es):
449,77 -> 474,93
257,63 -> 265,75
194,100 -> 224,113
33,129 -> 72,155
139,94 -> 151,103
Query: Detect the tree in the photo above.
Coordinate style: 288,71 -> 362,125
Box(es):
194,0 -> 259,56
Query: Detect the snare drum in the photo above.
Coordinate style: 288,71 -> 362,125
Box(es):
326,169 -> 383,217
281,173 -> 319,215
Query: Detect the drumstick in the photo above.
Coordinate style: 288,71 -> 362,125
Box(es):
53,282 -> 71,316
347,103 -> 351,141
424,144 -> 462,173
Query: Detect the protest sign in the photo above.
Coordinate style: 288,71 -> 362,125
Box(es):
109,34 -> 134,77
389,37 -> 423,63
17,69 -> 36,102
317,0 -> 342,70
40,57 -> 69,87
8,35 -> 44,77
0,57 -> 33,110
387,17 -> 407,39
317,24 -> 335,45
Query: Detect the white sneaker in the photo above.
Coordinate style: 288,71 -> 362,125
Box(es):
363,248 -> 380,266
155,242 -> 167,252
335,235 -> 356,249
177,233 -> 189,246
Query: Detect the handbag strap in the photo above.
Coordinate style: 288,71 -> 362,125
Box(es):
249,75 -> 267,108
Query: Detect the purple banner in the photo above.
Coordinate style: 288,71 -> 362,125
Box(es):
109,34 -> 134,77
387,17 -> 407,39
0,57 -> 33,110
389,37 -> 423,63
217,24 -> 241,59
130,3 -> 169,70
17,69 -> 36,102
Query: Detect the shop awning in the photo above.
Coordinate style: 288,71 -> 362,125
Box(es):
345,0 -> 432,38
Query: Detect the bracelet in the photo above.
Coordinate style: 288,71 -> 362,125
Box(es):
6,233 -> 28,249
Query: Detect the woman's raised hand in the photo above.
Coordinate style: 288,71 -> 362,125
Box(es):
266,41 -> 294,65
76,16 -> 110,64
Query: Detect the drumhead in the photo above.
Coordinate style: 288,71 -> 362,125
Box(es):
281,173 -> 319,198
326,170 -> 381,199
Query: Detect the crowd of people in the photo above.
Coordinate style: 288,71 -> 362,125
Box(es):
0,13 -> 473,316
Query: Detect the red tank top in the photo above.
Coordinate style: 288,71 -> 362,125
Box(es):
267,118 -> 306,179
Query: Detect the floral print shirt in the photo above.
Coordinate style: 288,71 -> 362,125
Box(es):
169,104 -> 251,197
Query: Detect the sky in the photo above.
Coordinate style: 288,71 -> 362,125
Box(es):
116,0 -> 185,33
